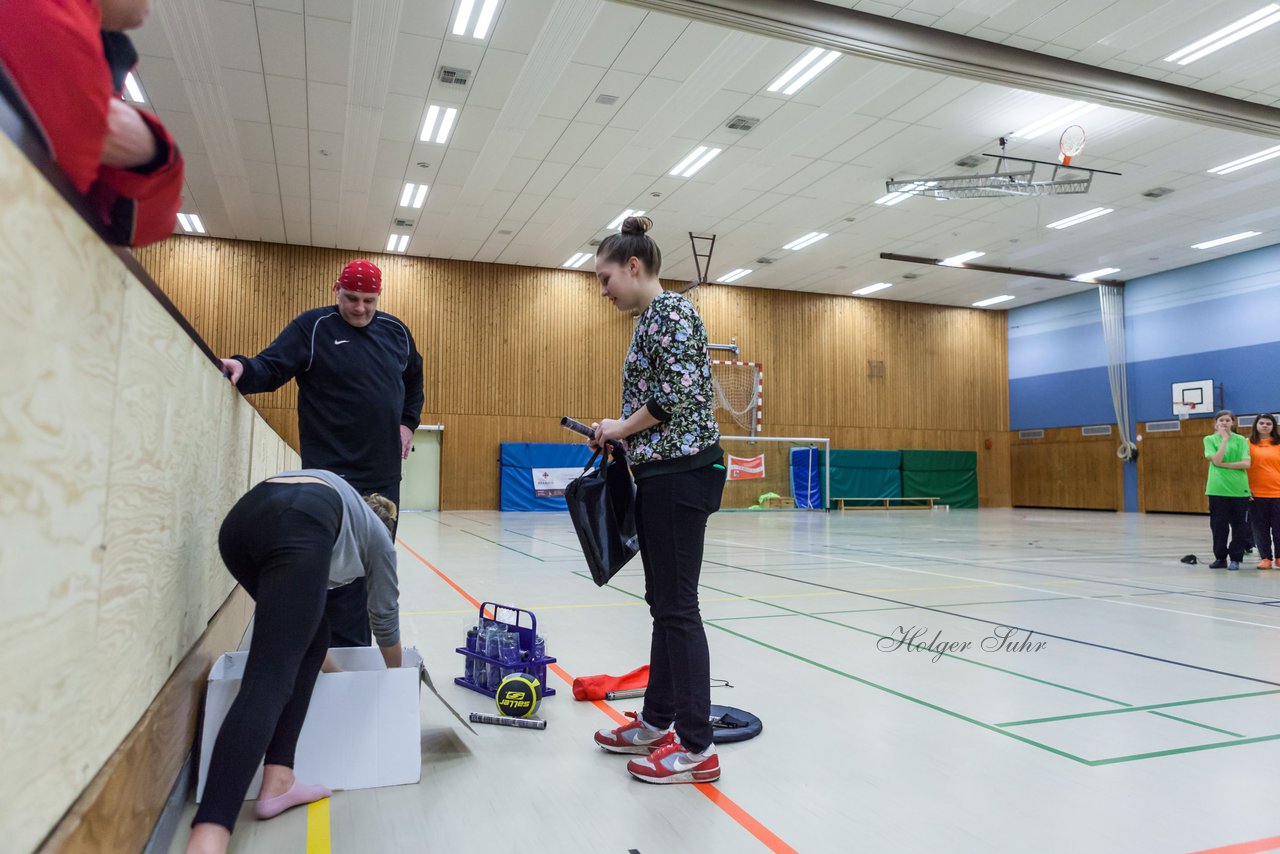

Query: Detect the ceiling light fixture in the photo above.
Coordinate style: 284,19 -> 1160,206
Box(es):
1208,143 -> 1280,175
1046,207 -> 1114,229
123,72 -> 145,104
940,250 -> 985,267
1072,267 -> 1121,282
973,295 -> 1015,307
669,146 -> 722,178
400,183 -> 430,209
563,252 -> 592,268
1012,101 -> 1098,140
1191,231 -> 1262,249
453,0 -> 500,39
176,212 -> 205,234
717,268 -> 753,283
606,209 -> 645,230
1165,4 -> 1280,65
387,234 -> 410,253
767,47 -> 840,95
420,105 -> 459,143
853,282 -> 892,296
783,232 -> 828,251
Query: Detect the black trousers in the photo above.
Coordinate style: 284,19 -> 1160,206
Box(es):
1252,496 -> 1280,560
636,463 -> 725,755
1208,495 -> 1250,562
326,481 -> 399,648
196,482 -> 342,831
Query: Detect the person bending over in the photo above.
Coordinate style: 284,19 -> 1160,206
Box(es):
185,470 -> 401,854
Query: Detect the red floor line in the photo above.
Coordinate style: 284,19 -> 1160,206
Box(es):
397,538 -> 799,854
1188,836 -> 1280,854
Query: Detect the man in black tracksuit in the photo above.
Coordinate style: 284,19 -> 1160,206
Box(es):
220,259 -> 424,647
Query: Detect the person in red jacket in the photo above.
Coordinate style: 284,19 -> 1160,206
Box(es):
0,0 -> 183,246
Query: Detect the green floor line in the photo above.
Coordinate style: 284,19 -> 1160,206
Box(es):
706,613 -> 802,623
1088,732 -> 1280,766
1147,712 -> 1245,739
997,689 -> 1280,727
460,529 -> 544,561
580,573 -> 1270,764
806,590 -> 1174,617
696,581 -> 1132,708
706,619 -> 1093,766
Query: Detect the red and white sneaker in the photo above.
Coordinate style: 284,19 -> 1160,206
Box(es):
627,741 -> 720,784
594,712 -> 674,754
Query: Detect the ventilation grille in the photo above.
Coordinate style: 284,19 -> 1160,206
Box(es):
438,66 -> 471,85
726,115 -> 761,132
755,256 -> 777,265
1081,425 -> 1113,436
1142,186 -> 1174,199
954,155 -> 982,168
867,359 -> 885,379
902,272 -> 921,280
595,94 -> 619,105
1018,429 -> 1045,440
588,238 -> 602,247
1146,420 -> 1181,433
393,217 -> 414,228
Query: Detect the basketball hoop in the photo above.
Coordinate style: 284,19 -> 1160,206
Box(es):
1059,125 -> 1086,166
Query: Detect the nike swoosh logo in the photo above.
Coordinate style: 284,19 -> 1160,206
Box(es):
670,755 -> 703,772
334,339 -> 350,345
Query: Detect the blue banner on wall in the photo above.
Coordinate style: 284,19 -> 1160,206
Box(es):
500,442 -> 595,511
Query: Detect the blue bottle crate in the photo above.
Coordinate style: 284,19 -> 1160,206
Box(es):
455,601 -> 556,699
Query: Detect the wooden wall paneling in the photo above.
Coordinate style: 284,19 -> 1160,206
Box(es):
1137,419 -> 1217,514
135,238 -> 1012,510
1010,427 -> 1123,511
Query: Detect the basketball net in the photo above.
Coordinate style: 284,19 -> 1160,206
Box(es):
710,361 -> 762,436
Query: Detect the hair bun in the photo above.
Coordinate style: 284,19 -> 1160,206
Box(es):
620,215 -> 653,235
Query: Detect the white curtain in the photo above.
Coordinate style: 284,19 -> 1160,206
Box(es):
1098,284 -> 1136,460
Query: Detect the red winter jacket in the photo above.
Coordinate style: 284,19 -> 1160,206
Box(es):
0,0 -> 183,246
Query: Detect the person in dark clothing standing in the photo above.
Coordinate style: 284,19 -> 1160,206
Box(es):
588,216 -> 726,785
220,259 -> 424,646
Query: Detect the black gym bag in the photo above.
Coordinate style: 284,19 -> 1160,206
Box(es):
564,443 -> 640,586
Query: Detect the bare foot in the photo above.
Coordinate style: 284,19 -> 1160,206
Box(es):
185,823 -> 230,854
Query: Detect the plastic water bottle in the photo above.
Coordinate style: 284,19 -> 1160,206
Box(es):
464,626 -> 478,681
499,632 -> 519,665
533,634 -> 546,687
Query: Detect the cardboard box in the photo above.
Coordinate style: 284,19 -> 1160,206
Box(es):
197,646 -> 424,801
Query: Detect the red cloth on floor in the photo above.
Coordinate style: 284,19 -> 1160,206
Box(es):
572,665 -> 649,701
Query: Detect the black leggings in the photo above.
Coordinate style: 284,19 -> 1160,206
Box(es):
1208,495 -> 1249,562
195,482 -> 342,831
636,463 -> 725,755
1253,497 -> 1280,560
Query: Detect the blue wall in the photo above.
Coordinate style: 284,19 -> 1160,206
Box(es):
1007,242 -> 1280,510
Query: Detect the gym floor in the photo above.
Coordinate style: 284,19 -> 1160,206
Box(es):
170,508 -> 1280,853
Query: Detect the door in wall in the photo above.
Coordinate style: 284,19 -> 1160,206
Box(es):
402,428 -> 441,511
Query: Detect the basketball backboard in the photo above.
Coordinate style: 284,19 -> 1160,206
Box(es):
1172,380 -> 1214,419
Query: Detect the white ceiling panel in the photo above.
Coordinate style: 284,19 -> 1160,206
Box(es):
382,94 -> 428,143
278,165 -> 310,197
372,139 -> 413,179
573,4 -> 647,68
541,64 -> 610,121
222,69 -> 271,124
304,16 -> 351,86
245,160 -> 280,190
257,10 -> 306,79
466,49 -> 533,110
611,77 -> 683,131
449,107 -> 502,153
389,34 -> 444,98
205,0 -> 263,73
493,157 -> 541,193
436,149 -> 481,185
613,14 -> 691,75
265,75 -> 308,128
257,0 -> 303,11
136,58 -> 188,113
234,120 -> 277,163
399,0 -> 451,36
307,83 -> 348,135
271,125 -> 310,166
307,0 -> 354,23
311,170 -> 341,202
488,0 -> 555,54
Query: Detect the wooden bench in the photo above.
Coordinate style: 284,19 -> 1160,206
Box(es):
834,496 -> 942,511
759,496 -> 794,509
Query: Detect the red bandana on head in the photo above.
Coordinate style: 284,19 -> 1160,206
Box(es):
336,259 -> 382,293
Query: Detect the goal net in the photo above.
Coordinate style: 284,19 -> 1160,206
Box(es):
711,360 -> 762,436
717,436 -> 831,511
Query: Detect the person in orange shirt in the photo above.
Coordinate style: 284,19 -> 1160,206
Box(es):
1247,413 -> 1280,569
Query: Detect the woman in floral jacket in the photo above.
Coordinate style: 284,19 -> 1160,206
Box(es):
587,216 -> 727,785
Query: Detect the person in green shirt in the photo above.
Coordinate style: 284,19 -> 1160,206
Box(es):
1203,410 -> 1251,570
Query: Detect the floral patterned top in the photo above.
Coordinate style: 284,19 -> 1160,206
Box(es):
622,291 -> 721,475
